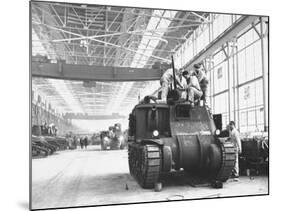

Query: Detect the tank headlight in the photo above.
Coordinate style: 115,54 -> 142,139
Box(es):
119,136 -> 124,141
152,130 -> 159,137
215,129 -> 221,136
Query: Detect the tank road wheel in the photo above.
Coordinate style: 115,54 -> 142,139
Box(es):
137,145 -> 161,189
216,142 -> 236,182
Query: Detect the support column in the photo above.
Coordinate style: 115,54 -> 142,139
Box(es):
232,39 -> 238,124
208,15 -> 215,112
211,58 -> 215,112
224,42 -> 232,122
260,17 -> 268,132
235,41 -> 240,130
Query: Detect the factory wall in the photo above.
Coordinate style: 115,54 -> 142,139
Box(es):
31,90 -> 78,135
174,14 -> 268,133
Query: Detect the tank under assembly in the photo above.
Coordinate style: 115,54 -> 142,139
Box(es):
100,123 -> 126,150
127,57 -> 236,189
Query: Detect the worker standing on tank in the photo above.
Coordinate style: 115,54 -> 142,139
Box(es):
182,69 -> 203,107
158,62 -> 183,103
194,63 -> 209,102
228,121 -> 242,181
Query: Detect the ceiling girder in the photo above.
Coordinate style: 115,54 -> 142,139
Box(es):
32,59 -> 163,81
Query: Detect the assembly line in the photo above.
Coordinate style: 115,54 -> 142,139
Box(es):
31,1 -> 269,210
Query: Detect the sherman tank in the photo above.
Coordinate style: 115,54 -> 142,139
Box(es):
127,57 -> 236,189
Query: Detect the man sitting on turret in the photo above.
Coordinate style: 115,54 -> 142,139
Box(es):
158,63 -> 183,103
182,69 -> 203,107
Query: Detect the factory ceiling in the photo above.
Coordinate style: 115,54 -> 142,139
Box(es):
31,1 -> 209,117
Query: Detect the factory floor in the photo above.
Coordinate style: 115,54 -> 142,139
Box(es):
32,145 -> 268,210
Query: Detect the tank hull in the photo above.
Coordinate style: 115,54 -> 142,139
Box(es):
128,102 -> 236,189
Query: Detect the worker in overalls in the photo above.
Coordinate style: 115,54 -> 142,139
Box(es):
158,63 -> 183,103
228,121 -> 242,181
194,63 -> 208,102
182,69 -> 203,107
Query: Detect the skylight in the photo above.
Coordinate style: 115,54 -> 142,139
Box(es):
108,10 -> 177,115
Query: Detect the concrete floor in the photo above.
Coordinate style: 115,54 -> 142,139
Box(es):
32,145 -> 268,210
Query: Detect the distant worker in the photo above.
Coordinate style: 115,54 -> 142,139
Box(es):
182,69 -> 203,107
80,137 -> 84,149
109,127 -> 114,139
42,123 -> 48,135
158,63 -> 184,103
73,136 -> 78,149
84,136 -> 88,149
193,63 -> 209,102
228,121 -> 242,181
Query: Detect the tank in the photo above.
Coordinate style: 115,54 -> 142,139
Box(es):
128,97 -> 236,188
128,57 -> 236,189
100,124 -> 126,150
32,125 -> 57,155
31,125 -> 69,157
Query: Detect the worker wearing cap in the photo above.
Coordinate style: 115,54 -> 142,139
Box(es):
159,64 -> 183,103
194,63 -> 208,101
228,121 -> 242,181
182,69 -> 203,106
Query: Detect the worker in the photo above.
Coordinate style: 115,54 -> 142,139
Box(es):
80,137 -> 84,149
73,136 -> 78,149
156,62 -> 183,103
228,121 -> 242,181
182,69 -> 203,107
84,136 -> 88,149
109,126 -> 114,139
193,63 -> 209,101
178,67 -> 188,100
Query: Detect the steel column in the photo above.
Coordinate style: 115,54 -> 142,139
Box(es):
232,41 -> 238,124
260,17 -> 268,131
226,43 -> 232,122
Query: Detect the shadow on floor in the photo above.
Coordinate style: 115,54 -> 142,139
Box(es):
160,171 -> 211,188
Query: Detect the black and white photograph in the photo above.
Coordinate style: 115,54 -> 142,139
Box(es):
30,0 -> 269,210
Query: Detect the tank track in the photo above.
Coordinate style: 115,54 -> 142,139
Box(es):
128,143 -> 161,188
216,141 -> 236,182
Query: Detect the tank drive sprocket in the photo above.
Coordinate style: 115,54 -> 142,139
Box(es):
216,141 -> 236,182
128,144 -> 161,188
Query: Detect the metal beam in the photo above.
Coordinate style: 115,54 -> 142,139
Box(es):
63,113 -> 126,120
183,16 -> 258,70
47,23 -> 202,43
42,2 -> 205,24
32,59 -> 163,81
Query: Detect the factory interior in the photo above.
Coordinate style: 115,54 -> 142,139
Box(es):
31,1 -> 269,210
